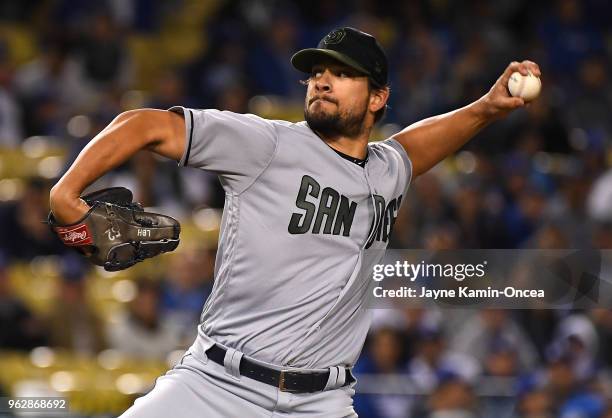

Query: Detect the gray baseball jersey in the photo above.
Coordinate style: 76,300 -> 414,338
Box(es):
169,106 -> 412,370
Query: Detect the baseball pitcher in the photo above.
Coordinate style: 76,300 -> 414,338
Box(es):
49,27 -> 541,417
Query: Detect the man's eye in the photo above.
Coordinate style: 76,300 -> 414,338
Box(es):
312,70 -> 323,78
338,70 -> 355,78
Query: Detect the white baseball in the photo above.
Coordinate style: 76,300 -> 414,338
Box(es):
507,71 -> 541,101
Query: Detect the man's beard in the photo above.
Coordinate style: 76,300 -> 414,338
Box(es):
304,98 -> 368,138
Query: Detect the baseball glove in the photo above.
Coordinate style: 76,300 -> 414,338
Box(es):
49,187 -> 180,271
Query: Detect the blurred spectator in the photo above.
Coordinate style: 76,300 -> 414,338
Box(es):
539,0 -> 605,79
45,254 -> 106,355
588,170 -> 612,223
515,388 -> 554,418
503,184 -> 548,248
214,82 -> 250,113
452,182 -> 500,248
0,41 -> 22,145
390,26 -> 449,125
0,178 -> 66,260
394,173 -> 454,248
592,223 -> 612,249
484,345 -> 518,377
147,71 -> 193,111
353,327 -> 412,418
545,354 -> 605,418
161,247 -> 215,344
511,97 -> 571,154
423,223 -> 461,251
107,278 -> 181,360
247,12 -> 303,98
525,223 -> 570,249
421,375 -> 478,418
13,38 -> 83,136
76,12 -> 133,91
0,252 -> 47,349
480,344 -> 521,418
548,314 -> 599,381
569,56 -> 612,145
449,310 -> 538,372
516,309 -> 559,360
407,326 -> 480,393
552,175 -> 593,247
188,27 -> 250,106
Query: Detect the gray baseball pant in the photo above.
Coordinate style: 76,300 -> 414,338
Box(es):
118,334 -> 358,417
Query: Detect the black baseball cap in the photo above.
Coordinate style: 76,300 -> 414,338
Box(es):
291,27 -> 388,87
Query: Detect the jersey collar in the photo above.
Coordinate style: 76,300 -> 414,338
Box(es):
331,147 -> 369,167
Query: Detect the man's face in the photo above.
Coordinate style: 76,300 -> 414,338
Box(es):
304,60 -> 371,138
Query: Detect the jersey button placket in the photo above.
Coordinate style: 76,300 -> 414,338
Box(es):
362,167 -> 377,249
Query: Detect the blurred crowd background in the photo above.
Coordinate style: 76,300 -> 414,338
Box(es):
1,0 -> 612,417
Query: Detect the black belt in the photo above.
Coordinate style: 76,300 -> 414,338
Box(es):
205,344 -> 355,393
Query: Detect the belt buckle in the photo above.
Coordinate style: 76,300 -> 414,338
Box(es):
278,370 -> 300,393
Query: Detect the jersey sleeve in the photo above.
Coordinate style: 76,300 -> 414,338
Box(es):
169,106 -> 278,194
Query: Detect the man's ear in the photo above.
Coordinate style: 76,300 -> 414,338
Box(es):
369,87 -> 390,113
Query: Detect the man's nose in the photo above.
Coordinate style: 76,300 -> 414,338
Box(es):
314,70 -> 332,92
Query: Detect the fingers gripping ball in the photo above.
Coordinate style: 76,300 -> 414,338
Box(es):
49,187 -> 181,271
507,71 -> 541,102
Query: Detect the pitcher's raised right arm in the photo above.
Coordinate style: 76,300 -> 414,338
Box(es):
49,109 -> 186,224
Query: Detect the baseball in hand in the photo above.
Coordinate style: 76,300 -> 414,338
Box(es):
507,71 -> 541,101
